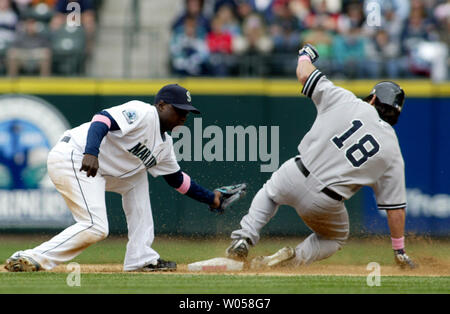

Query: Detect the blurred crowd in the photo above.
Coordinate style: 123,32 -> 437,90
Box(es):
169,0 -> 450,80
0,0 -> 102,76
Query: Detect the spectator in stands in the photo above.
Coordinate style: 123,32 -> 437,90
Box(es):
222,0 -> 275,24
433,0 -> 449,45
288,0 -> 313,22
245,0 -> 276,23
213,0 -> 237,14
266,0 -> 301,76
365,29 -> 402,78
11,0 -> 31,16
0,0 -> 18,52
9,0 -> 56,25
172,0 -> 210,38
304,0 -> 341,32
332,24 -> 367,78
170,16 -> 209,76
234,13 -> 273,54
337,1 -> 365,34
206,13 -> 236,76
215,3 -> 241,36
300,22 -> 334,74
233,13 -> 273,76
269,0 -> 301,53
50,0 -> 95,53
400,0 -> 440,76
235,0 -> 253,23
381,5 -> 404,40
6,13 -> 51,76
313,0 -> 341,14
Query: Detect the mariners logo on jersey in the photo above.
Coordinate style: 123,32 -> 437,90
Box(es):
122,109 -> 137,124
128,142 -> 157,169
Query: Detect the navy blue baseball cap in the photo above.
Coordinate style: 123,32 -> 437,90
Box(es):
154,84 -> 201,114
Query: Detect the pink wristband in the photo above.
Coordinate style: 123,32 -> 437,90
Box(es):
92,114 -> 112,128
391,237 -> 404,250
298,55 -> 312,63
176,172 -> 191,194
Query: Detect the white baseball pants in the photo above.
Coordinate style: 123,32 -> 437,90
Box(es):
19,140 -> 159,271
231,157 -> 349,265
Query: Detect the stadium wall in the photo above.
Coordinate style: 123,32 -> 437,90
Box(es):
0,78 -> 448,236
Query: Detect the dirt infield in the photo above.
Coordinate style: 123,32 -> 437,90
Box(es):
1,235 -> 448,277
2,260 -> 447,276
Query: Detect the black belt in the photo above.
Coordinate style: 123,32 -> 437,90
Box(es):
295,157 -> 343,202
61,136 -> 71,143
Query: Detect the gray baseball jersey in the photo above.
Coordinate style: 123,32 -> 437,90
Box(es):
298,70 -> 406,210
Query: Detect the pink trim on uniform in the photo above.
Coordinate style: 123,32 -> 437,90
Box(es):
92,115 -> 112,128
298,55 -> 312,63
176,172 -> 191,194
391,236 -> 404,250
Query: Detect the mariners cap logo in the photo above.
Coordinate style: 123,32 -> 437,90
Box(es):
186,91 -> 191,103
155,84 -> 201,114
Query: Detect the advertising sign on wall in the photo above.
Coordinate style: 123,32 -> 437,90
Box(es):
0,95 -> 73,228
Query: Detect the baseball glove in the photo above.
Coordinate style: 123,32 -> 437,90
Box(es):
394,249 -> 417,269
210,183 -> 247,214
298,44 -> 319,63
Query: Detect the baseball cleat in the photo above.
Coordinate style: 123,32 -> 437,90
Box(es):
250,246 -> 295,269
139,258 -> 177,272
5,252 -> 41,272
226,238 -> 251,260
394,249 -> 417,269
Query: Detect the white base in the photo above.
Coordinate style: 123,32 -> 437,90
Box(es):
187,257 -> 244,272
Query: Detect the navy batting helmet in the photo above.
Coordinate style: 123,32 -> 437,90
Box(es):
364,81 -> 405,126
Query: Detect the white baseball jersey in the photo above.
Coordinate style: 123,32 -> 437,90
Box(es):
68,100 -> 180,178
298,70 -> 406,209
17,100 -> 181,271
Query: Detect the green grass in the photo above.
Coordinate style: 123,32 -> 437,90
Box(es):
1,273 -> 449,294
1,235 -> 449,294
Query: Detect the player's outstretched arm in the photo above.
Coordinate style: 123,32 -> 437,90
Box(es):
296,44 -> 318,85
386,208 -> 417,269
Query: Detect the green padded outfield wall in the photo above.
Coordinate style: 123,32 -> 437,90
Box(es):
0,78 -> 448,236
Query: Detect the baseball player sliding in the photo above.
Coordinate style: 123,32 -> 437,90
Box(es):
5,84 -> 246,272
226,44 -> 416,269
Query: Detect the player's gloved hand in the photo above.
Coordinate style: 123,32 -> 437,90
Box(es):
80,154 -> 99,177
210,183 -> 247,214
298,44 -> 319,63
394,249 -> 417,269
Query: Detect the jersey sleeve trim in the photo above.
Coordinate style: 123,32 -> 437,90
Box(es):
377,203 -> 407,210
301,69 -> 324,98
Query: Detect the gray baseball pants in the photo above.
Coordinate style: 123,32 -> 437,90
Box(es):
231,157 -> 349,266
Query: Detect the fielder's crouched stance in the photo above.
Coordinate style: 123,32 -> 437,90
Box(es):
226,44 -> 416,270
5,84 -> 246,272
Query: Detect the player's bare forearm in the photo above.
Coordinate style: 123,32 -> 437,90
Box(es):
386,208 -> 405,238
296,58 -> 317,86
386,208 -> 416,268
